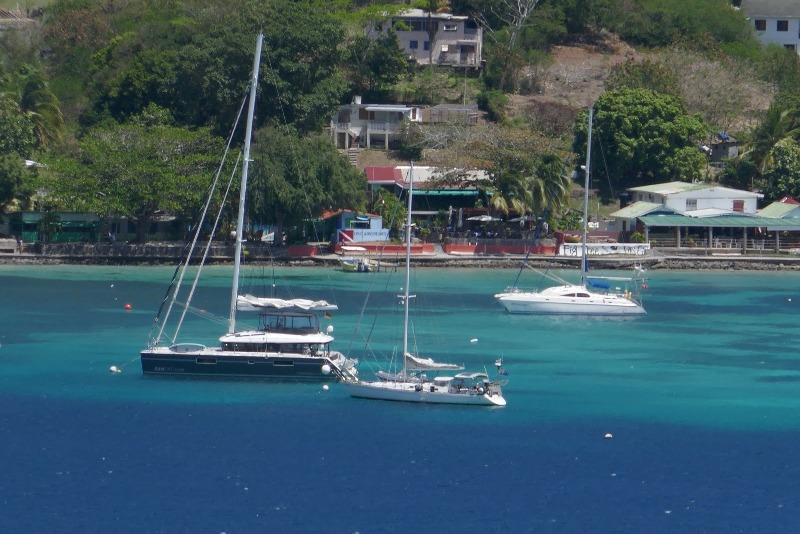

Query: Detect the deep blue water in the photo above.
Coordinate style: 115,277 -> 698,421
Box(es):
1,265 -> 799,533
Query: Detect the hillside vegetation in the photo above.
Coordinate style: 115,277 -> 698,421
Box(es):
1,0 -> 799,238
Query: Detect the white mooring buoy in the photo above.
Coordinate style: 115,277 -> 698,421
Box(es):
322,384 -> 330,391
604,432 -> 613,440
109,365 -> 122,374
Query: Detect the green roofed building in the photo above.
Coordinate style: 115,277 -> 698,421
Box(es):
609,182 -> 800,251
9,212 -> 100,244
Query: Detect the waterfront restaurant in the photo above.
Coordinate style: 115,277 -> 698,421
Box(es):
611,182 -> 800,251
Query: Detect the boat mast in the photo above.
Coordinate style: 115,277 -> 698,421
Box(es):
581,106 -> 593,286
228,32 -> 263,334
402,163 -> 414,373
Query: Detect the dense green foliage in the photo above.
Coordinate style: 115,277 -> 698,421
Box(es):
0,155 -> 28,212
249,126 -> 366,232
0,95 -> 37,156
764,140 -> 800,202
43,113 -> 225,241
2,0 -> 799,241
574,88 -> 708,198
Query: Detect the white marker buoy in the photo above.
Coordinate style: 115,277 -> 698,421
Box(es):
321,364 -> 331,375
470,338 -> 478,343
604,432 -> 613,440
322,384 -> 330,391
109,365 -> 122,374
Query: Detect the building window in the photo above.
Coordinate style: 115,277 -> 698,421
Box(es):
686,199 -> 697,211
754,19 -> 766,31
777,20 -> 789,32
785,44 -> 796,51
443,23 -> 458,31
423,41 -> 430,51
733,200 -> 744,212
409,40 -> 418,49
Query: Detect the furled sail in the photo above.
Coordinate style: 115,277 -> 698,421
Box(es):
236,294 -> 339,312
405,353 -> 463,371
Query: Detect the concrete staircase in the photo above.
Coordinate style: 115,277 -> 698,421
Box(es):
346,148 -> 359,167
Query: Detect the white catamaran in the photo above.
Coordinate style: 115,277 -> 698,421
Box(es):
140,34 -> 358,381
343,164 -> 507,406
494,107 -> 646,316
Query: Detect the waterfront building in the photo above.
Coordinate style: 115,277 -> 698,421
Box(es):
611,181 -> 800,251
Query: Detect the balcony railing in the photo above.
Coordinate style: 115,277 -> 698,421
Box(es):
369,122 -> 402,133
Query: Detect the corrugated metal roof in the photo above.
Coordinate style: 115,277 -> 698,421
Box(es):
639,214 -> 800,228
628,181 -> 707,195
364,105 -> 411,112
758,202 -> 800,219
609,201 -> 666,219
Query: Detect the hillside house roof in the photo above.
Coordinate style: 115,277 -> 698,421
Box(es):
741,0 -> 800,18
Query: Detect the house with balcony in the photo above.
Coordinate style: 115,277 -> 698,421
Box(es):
741,0 -> 800,53
371,9 -> 483,68
330,97 -> 423,150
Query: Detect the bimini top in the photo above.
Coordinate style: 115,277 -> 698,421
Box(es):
454,372 -> 489,380
405,353 -> 463,371
237,294 -> 339,312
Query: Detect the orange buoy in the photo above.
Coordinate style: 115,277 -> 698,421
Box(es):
124,303 -> 132,311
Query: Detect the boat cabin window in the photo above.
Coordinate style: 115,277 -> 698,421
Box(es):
221,342 -> 329,355
576,293 -> 591,298
260,312 -> 318,334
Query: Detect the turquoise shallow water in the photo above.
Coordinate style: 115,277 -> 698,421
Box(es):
1,265 -> 799,532
2,265 -> 799,429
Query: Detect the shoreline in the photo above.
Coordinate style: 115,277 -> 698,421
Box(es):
4,252 -> 800,270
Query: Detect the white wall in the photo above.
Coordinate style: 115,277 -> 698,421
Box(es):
752,17 -> 800,53
666,189 -> 759,214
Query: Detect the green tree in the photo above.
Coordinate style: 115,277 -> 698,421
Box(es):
86,0 -> 348,134
574,88 -> 708,198
0,155 -> 27,212
371,188 -> 406,236
0,95 -> 36,156
347,31 -> 408,96
249,126 -> 366,232
764,140 -> 800,201
46,118 -> 225,241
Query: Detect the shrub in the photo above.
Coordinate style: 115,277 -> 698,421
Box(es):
477,89 -> 509,123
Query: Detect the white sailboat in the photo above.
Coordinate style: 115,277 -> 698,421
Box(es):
343,164 -> 507,406
494,107 -> 646,316
140,34 -> 358,381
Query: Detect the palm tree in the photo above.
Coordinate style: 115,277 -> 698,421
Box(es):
745,94 -> 800,175
527,153 -> 570,215
19,71 -> 65,148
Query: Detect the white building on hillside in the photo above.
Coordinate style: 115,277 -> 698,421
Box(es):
330,97 -> 423,150
370,9 -> 483,68
741,0 -> 800,53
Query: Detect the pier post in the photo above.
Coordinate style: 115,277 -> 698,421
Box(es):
776,231 -> 780,252
676,226 -> 681,248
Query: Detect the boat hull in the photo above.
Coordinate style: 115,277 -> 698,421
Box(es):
495,294 -> 646,316
140,349 -> 345,381
344,381 -> 506,406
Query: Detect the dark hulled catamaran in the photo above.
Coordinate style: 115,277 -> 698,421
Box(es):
139,34 -> 357,381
